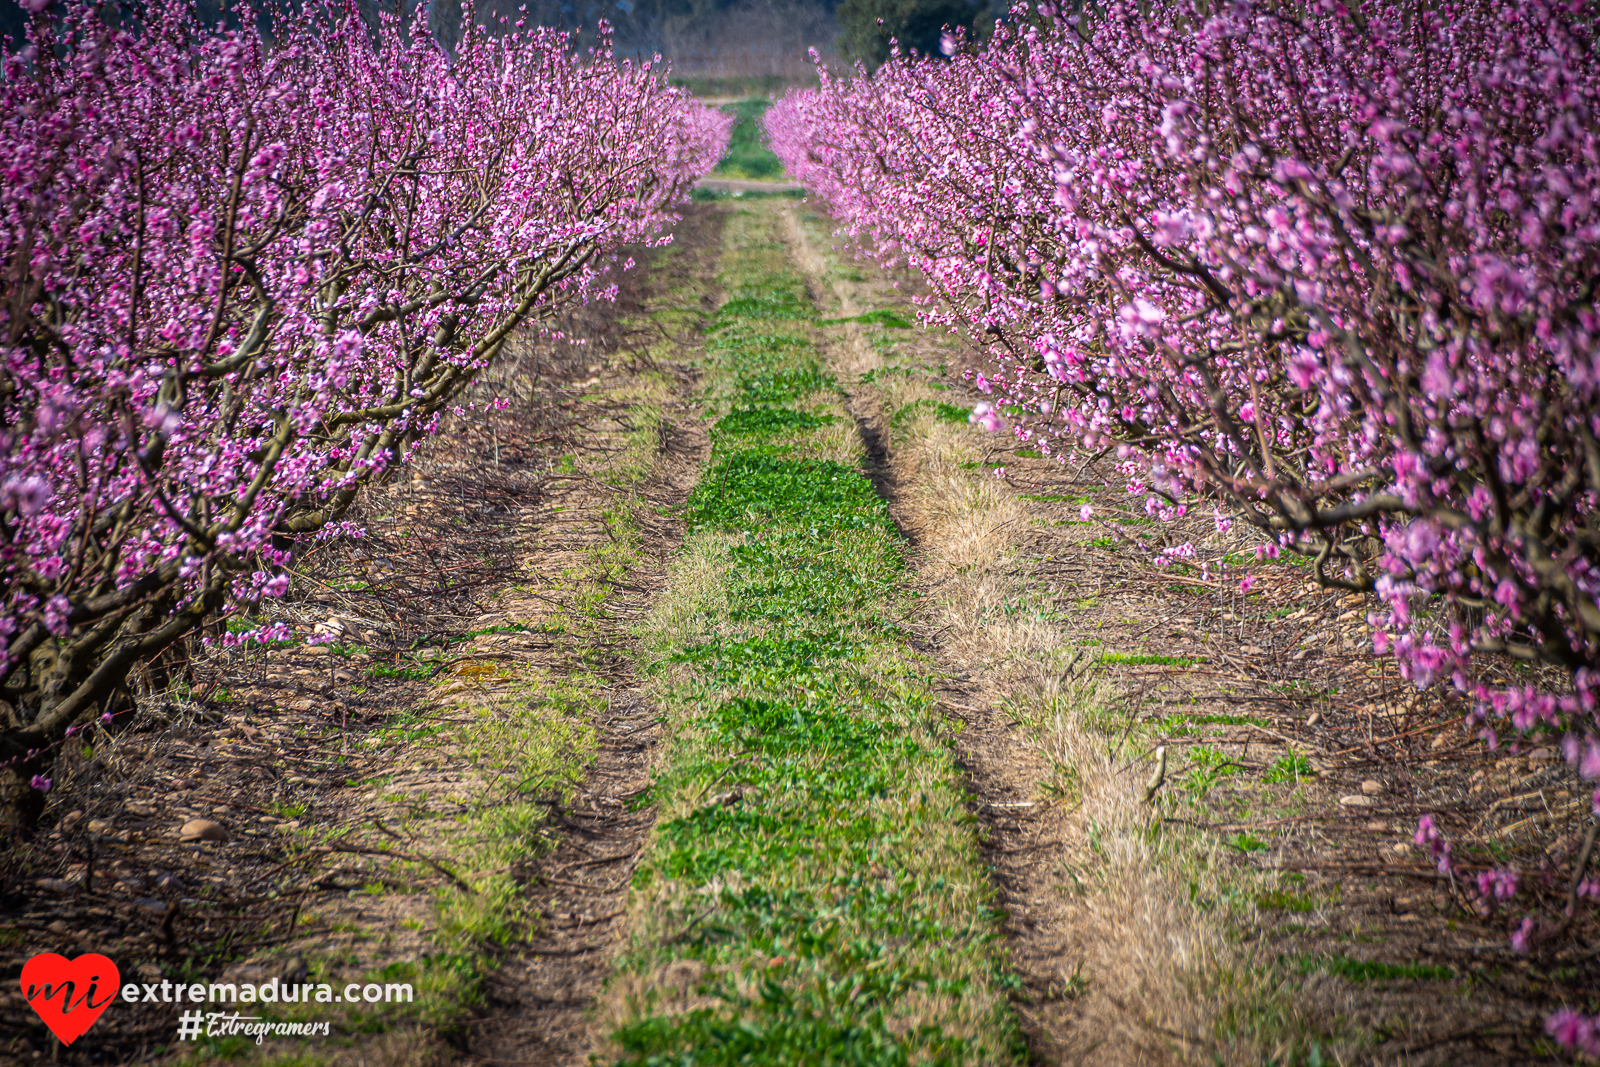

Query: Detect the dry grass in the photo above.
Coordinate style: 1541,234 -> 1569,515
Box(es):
897,459 -> 1282,1066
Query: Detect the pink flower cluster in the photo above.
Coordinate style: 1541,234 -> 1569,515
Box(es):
767,0 -> 1600,822
1547,1010 -> 1600,1059
0,1 -> 728,771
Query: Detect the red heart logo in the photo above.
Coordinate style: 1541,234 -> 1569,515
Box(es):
21,953 -> 120,1046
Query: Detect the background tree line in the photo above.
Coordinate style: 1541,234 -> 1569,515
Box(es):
2,0 -> 1003,78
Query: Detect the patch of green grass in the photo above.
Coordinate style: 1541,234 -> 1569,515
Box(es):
891,398 -> 971,428
714,406 -> 837,439
819,308 -> 915,328
1099,652 -> 1202,667
1256,889 -> 1318,913
692,186 -> 809,203
1175,744 -> 1242,798
1229,832 -> 1270,853
1293,954 -> 1453,983
735,364 -> 834,404
687,452 -> 894,534
1020,493 -> 1093,504
368,661 -> 434,681
711,98 -> 786,181
1265,752 -> 1316,784
711,294 -> 815,330
613,209 -> 1021,1064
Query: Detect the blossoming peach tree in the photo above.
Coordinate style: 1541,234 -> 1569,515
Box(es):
0,0 -> 730,829
768,0 -> 1599,1047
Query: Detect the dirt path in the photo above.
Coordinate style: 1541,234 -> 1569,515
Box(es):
466,433 -> 708,1065
464,208 -> 725,1066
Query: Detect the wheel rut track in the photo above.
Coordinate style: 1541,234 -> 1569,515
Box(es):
465,208 -> 723,1067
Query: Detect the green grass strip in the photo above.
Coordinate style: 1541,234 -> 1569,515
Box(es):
710,98 -> 787,181
607,208 -> 1022,1066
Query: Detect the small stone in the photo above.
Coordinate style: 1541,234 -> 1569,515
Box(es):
1527,747 -> 1556,762
59,810 -> 84,832
1430,732 -> 1451,751
86,819 -> 114,835
313,616 -> 360,641
222,962 -> 279,984
46,920 -> 70,934
37,878 -> 73,893
285,776 -> 325,788
135,897 -> 167,915
276,820 -> 302,832
180,818 -> 228,844
1392,842 -> 1412,855
1339,794 -> 1375,808
156,873 -> 185,891
1360,780 -> 1384,795
302,646 -> 331,657
117,877 -> 146,892
1306,712 -> 1323,727
126,800 -> 157,817
1365,821 -> 1388,832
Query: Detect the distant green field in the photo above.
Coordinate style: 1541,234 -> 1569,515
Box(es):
676,74 -> 802,98
711,98 -> 786,181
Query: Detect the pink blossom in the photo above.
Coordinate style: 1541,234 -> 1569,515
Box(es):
1544,1010 -> 1600,1058
1510,916 -> 1538,954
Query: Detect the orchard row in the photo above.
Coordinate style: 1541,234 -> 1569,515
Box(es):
766,1 -> 1600,1051
767,0 -> 1600,839
0,0 -> 729,824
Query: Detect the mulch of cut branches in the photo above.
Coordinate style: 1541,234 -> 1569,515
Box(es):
994,450 -> 1598,1065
